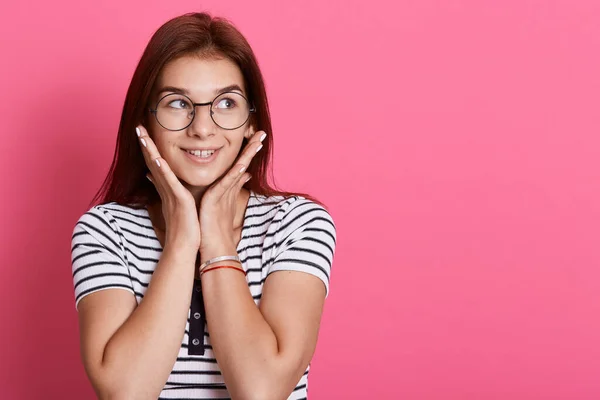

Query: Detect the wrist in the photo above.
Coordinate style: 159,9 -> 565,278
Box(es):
161,244 -> 198,266
165,235 -> 199,253
199,246 -> 238,264
200,263 -> 246,280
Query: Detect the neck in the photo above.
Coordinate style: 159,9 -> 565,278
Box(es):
185,183 -> 209,207
148,187 -> 251,233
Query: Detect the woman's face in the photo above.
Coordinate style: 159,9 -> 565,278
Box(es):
148,55 -> 254,190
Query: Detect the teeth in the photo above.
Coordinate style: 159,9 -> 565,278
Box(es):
187,149 -> 216,158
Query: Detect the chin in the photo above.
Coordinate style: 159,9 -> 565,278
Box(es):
178,167 -> 226,187
170,156 -> 232,188
180,176 -> 216,189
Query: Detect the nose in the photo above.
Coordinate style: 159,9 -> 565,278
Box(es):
187,105 -> 215,138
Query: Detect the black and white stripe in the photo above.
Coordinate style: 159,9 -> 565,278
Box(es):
70,191 -> 336,399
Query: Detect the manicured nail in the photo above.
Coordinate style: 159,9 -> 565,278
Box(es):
155,159 -> 161,167
256,144 -> 263,153
245,175 -> 251,182
239,166 -> 246,173
136,127 -> 141,137
146,175 -> 153,182
260,133 -> 267,142
140,138 -> 147,148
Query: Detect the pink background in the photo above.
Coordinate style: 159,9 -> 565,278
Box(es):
1,1 -> 600,399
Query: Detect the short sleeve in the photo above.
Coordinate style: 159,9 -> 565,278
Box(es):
71,206 -> 135,310
268,199 -> 337,297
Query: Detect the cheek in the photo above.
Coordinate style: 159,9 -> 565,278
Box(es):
228,139 -> 246,161
152,137 -> 177,160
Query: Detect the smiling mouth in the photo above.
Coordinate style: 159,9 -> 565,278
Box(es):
182,147 -> 221,163
186,149 -> 216,158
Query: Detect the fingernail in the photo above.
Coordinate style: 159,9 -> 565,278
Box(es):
146,175 -> 153,182
256,144 -> 263,153
239,166 -> 246,173
136,127 -> 141,137
155,159 -> 161,167
260,133 -> 267,142
245,176 -> 251,182
140,138 -> 147,148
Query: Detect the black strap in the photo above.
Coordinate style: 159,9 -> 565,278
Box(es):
187,278 -> 206,355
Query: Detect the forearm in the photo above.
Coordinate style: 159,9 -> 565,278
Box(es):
201,261 -> 297,400
99,246 -> 196,398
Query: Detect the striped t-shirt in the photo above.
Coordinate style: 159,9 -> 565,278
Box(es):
70,191 -> 336,399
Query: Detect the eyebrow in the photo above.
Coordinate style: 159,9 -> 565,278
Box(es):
156,84 -> 245,96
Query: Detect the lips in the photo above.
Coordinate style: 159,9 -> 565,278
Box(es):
182,147 -> 221,164
186,149 -> 216,157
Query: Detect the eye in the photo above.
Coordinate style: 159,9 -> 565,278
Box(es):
167,99 -> 191,109
215,97 -> 237,109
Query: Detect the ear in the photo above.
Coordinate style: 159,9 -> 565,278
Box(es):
244,123 -> 256,140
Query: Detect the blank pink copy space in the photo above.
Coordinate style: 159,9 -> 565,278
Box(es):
1,1 -> 600,399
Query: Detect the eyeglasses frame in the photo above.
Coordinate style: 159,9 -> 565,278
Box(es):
149,91 -> 256,131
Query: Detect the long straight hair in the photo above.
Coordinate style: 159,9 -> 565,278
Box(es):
92,12 -> 321,208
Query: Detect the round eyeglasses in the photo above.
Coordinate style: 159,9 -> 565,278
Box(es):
149,91 -> 256,131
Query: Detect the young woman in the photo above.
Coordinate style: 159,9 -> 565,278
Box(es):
70,12 -> 336,400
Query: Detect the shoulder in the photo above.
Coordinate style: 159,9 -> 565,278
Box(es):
72,202 -> 150,247
280,197 -> 335,235
74,203 -> 148,231
250,192 -> 336,242
71,204 -> 141,307
261,194 -> 337,296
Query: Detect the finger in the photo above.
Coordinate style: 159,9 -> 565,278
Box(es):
137,125 -> 169,195
210,131 -> 266,196
136,125 -> 164,172
230,130 -> 266,181
136,125 -> 185,197
146,172 -> 166,197
146,173 -> 164,196
237,130 -> 266,167
234,173 -> 251,193
250,129 -> 266,145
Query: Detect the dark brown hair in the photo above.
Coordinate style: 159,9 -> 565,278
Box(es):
92,12 -> 321,208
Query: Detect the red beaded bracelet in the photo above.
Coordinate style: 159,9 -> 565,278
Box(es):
200,264 -> 246,276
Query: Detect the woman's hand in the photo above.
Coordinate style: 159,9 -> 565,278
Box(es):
198,130 -> 266,259
136,125 -> 201,253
